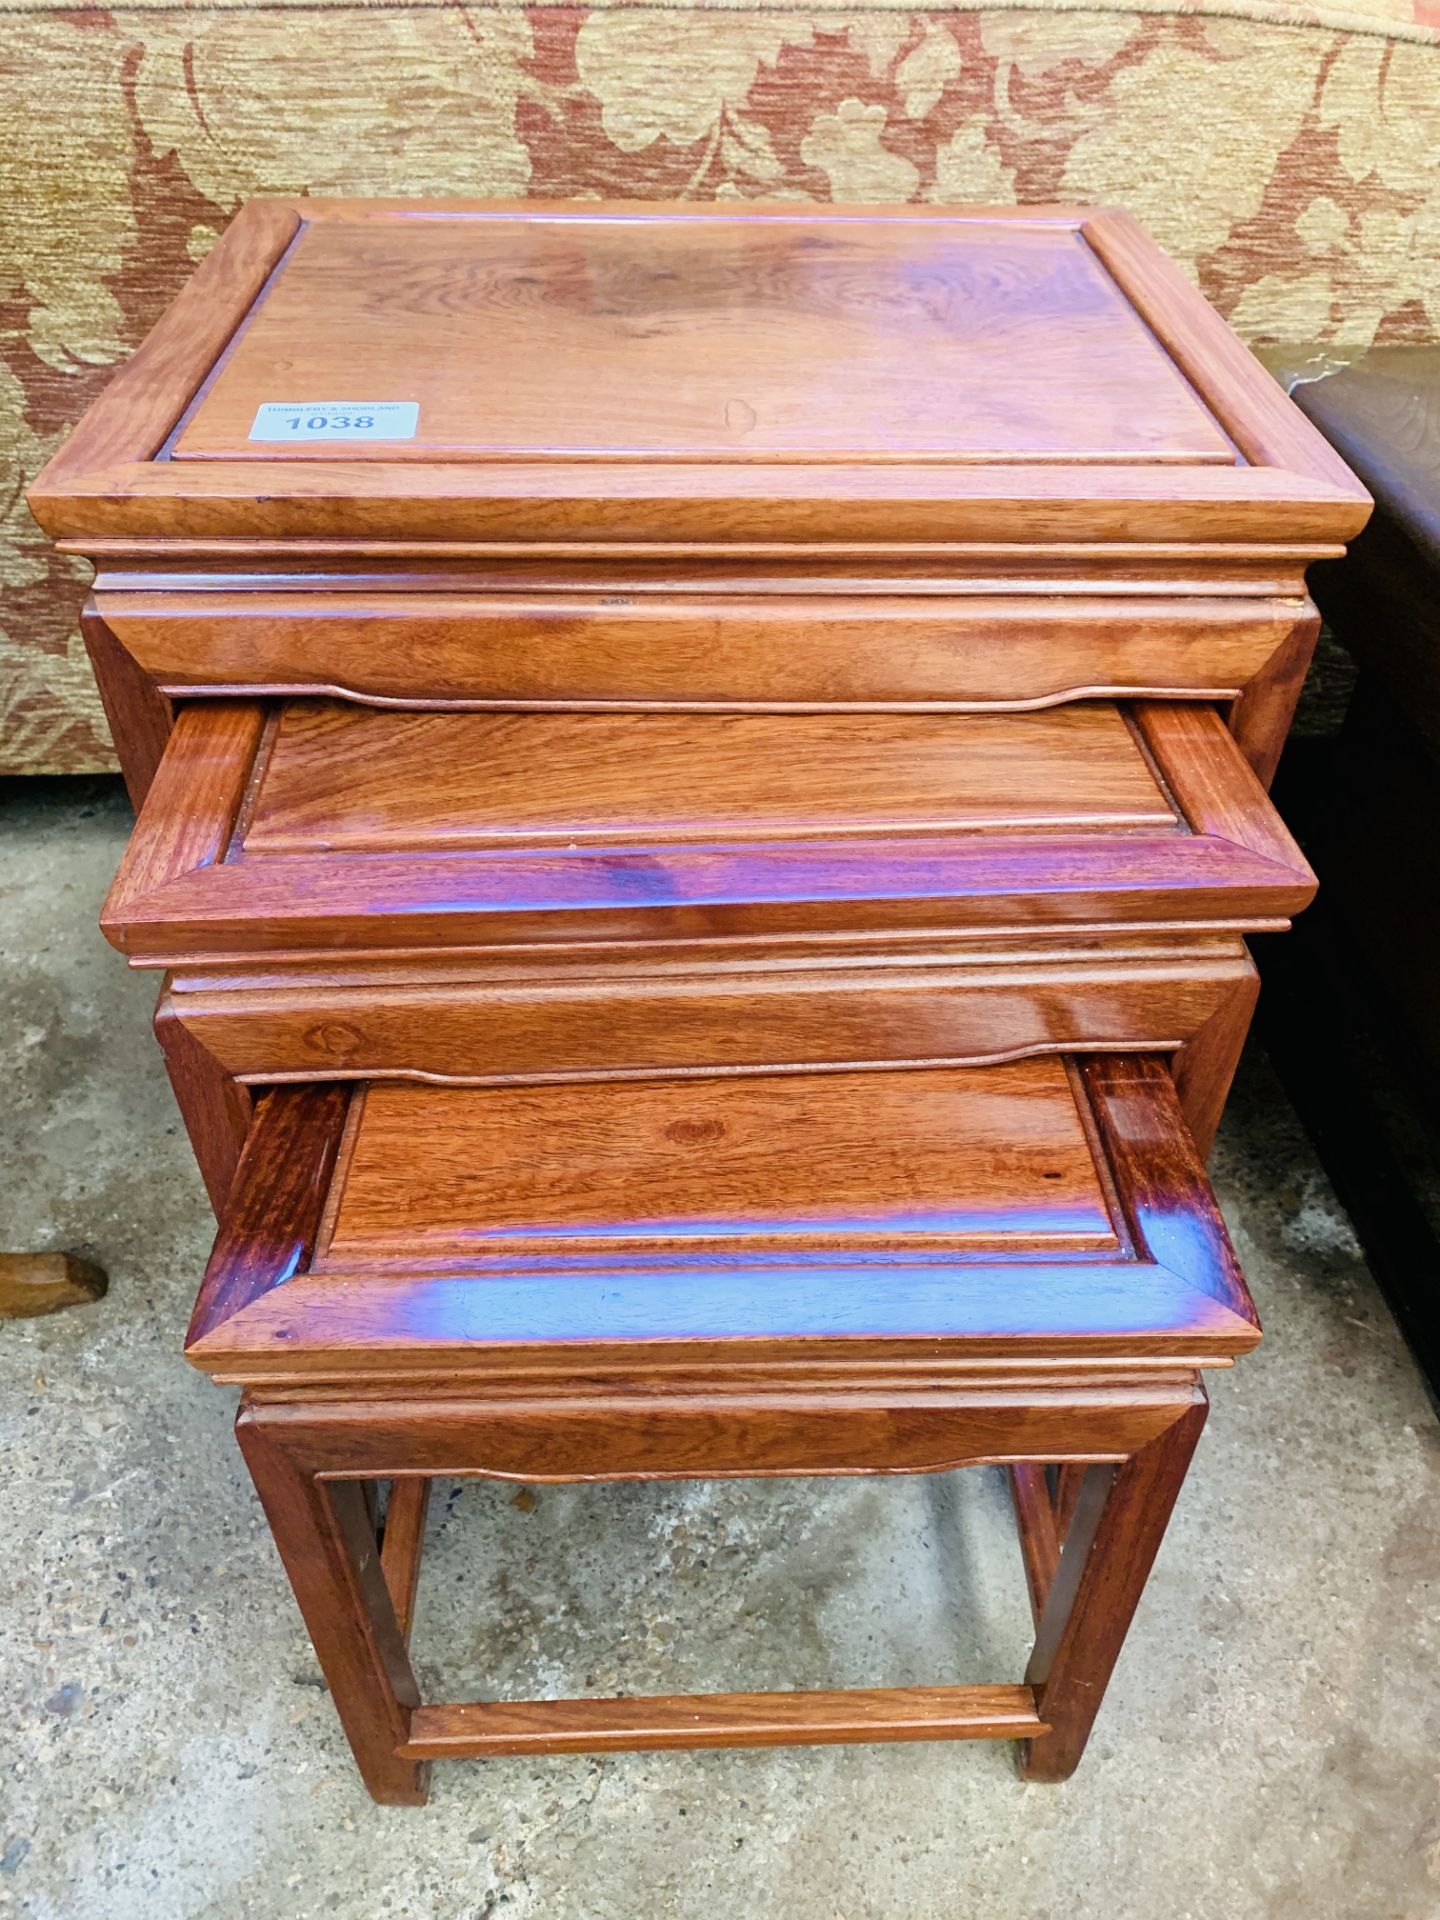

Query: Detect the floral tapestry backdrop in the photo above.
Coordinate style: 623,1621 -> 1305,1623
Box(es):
4,5 -> 1438,771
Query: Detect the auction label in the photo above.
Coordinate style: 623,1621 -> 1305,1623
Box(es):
248,401 -> 419,442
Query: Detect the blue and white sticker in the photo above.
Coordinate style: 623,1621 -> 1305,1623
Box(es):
248,401 -> 420,443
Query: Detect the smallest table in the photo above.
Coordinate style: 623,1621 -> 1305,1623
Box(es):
186,1051 -> 1256,1803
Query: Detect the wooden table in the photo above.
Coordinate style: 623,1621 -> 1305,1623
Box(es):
28,200 -> 1369,1800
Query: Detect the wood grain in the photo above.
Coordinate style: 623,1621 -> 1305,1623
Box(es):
227,1374 -> 1205,1796
232,1380 -> 1206,1485
1132,699 -> 1312,876
1008,1463 -> 1062,1626
378,1479 -> 430,1646
102,700 -> 264,917
154,992 -> 256,1213
32,197 -> 301,485
1080,1054 -> 1256,1326
86,545 -> 1335,595
245,702 -> 1178,853
401,1686 -> 1047,1758
159,940 -> 1252,1093
185,1056 -> 1261,1384
30,197 -> 1328,1802
172,215 -> 1234,466
237,1407 -> 427,1804
96,590 -> 1304,712
1053,1462 -> 1087,1543
80,602 -> 174,810
1020,1394 -> 1206,1780
185,1082 -> 350,1345
1226,607 -> 1320,788
324,1060 -> 1118,1257
103,697 -> 1313,964
28,201 -> 1371,550
1169,959 -> 1260,1160
116,830 -> 1312,961
1081,210 -> 1364,495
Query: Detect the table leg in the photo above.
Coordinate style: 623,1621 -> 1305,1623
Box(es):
1019,1395 -> 1206,1782
237,1404 -> 429,1805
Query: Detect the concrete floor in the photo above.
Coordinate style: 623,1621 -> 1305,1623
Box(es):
2,774 -> 1438,1920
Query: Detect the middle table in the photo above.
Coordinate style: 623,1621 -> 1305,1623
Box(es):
104,695 -> 1310,1193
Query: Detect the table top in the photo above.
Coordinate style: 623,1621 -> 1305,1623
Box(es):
183,1055 -> 1262,1382
29,200 -> 1369,554
243,700 -> 1180,853
330,1063 -> 1118,1255
172,214 -> 1233,468
101,698 -> 1314,964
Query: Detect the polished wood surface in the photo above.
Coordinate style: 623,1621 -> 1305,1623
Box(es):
401,1686 -> 1048,1759
247,701 -> 1178,852
156,936 -> 1255,1107
95,591 -> 1311,718
327,1060 -> 1118,1256
80,601 -> 174,812
107,683 -> 1305,1162
1019,1396 -> 1205,1781
377,1479 -> 430,1647
1132,698 -> 1294,862
234,1379 -> 1207,1800
238,1412 -> 427,1804
173,215 -> 1234,466
239,1378 -> 1206,1478
186,1055 -> 1259,1383
1008,1463 -> 1062,1626
207,1051 -> 1239,1799
32,200 -> 1339,1801
1053,1462 -> 1088,1541
32,200 -> 1367,844
36,199 -> 302,487
1079,1053 -> 1251,1318
185,1081 -> 347,1345
1168,958 -> 1260,1158
102,698 -> 1313,963
28,201 -> 1369,551
153,995 -> 255,1213
111,699 -> 263,910
86,550 -> 1338,598
1223,605 -> 1319,789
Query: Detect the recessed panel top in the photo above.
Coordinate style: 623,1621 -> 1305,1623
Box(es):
242,703 -> 1180,855
322,1063 -> 1119,1258
184,1061 -> 1264,1379
172,214 -> 1235,466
